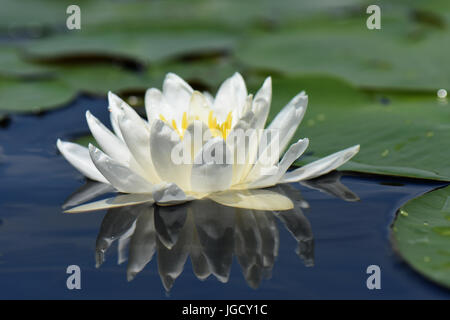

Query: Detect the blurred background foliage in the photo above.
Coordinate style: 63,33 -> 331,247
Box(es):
0,0 -> 449,181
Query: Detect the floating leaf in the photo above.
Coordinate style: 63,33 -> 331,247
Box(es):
25,26 -> 236,65
0,77 -> 76,113
0,47 -> 53,77
236,18 -> 450,91
392,185 -> 450,288
54,63 -> 157,95
0,0 -> 365,32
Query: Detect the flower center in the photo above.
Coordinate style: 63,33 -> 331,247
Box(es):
208,111 -> 232,140
159,111 -> 233,140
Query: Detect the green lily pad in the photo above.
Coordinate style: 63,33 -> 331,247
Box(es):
254,76 -> 450,181
24,26 -> 236,65
392,185 -> 450,288
0,0 -> 73,31
0,47 -> 53,77
0,0 -> 366,32
0,77 -> 76,113
54,64 -> 158,96
236,17 -> 450,91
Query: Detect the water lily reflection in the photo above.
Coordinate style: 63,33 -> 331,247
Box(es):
95,186 -> 310,291
65,174 -> 358,291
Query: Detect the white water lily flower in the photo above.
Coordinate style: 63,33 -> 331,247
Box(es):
57,72 -> 359,212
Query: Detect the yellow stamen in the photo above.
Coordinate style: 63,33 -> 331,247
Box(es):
207,110 -> 234,140
160,110 -> 233,140
172,119 -> 180,135
225,111 -> 232,130
182,112 -> 188,130
208,111 -> 214,129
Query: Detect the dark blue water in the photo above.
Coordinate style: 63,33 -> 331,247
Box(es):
0,95 -> 449,299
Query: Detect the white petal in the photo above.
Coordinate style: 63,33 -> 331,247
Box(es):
225,111 -> 257,185
57,139 -> 108,183
153,182 -> 190,204
213,72 -> 247,122
233,94 -> 253,127
248,138 -> 309,188
110,111 -> 124,141
109,91 -> 145,129
118,111 -> 161,184
182,119 -> 211,164
162,73 -> 193,125
108,91 -> 129,141
89,144 -> 154,193
203,91 -> 214,105
208,189 -> 294,211
145,88 -> 174,124
150,119 -> 191,190
267,91 -> 308,154
64,193 -> 155,213
280,145 -> 360,183
252,76 -> 271,130
188,91 -> 211,124
190,138 -> 233,193
86,111 -> 131,165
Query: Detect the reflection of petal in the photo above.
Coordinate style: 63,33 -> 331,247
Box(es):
157,212 -> 193,291
127,207 -> 157,281
234,210 -> 279,289
254,211 -> 279,279
190,228 -> 211,281
62,181 -> 114,209
117,229 -> 133,265
209,189 -> 293,211
271,184 -> 309,209
154,203 -> 188,249
192,200 -> 235,283
90,180 -> 318,290
234,210 -> 264,289
95,204 -> 144,267
300,171 -> 359,202
276,208 -> 314,267
65,193 -> 154,213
